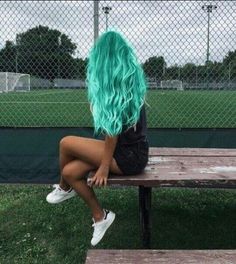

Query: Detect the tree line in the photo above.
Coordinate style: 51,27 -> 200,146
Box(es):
0,25 -> 235,83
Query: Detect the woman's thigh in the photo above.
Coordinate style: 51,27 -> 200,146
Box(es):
60,135 -> 123,175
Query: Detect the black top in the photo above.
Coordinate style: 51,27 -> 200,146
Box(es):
118,104 -> 148,146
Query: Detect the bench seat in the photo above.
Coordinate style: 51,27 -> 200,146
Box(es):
89,147 -> 236,188
85,249 -> 236,264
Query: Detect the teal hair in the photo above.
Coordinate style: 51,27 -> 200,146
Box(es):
86,29 -> 148,137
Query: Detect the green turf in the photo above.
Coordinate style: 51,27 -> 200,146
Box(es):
0,185 -> 236,263
0,89 -> 235,127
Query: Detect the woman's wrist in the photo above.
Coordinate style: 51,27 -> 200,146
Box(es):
100,163 -> 110,169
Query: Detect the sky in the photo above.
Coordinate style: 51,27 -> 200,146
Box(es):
0,0 -> 235,67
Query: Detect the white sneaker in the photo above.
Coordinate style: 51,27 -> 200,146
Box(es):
91,209 -> 116,246
46,184 -> 78,204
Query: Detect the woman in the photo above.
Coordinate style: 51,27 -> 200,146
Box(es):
46,29 -> 149,246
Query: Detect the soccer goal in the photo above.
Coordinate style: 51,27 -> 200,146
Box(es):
160,79 -> 183,90
0,72 -> 30,93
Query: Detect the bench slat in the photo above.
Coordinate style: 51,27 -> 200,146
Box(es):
149,147 -> 236,157
89,154 -> 236,188
85,249 -> 236,264
86,148 -> 236,249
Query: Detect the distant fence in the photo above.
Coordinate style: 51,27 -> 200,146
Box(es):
0,0 -> 235,128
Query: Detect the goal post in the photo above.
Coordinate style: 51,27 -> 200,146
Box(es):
0,72 -> 30,92
160,79 -> 183,90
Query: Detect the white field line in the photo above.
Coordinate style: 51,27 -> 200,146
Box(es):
30,90 -> 81,96
0,90 -> 84,97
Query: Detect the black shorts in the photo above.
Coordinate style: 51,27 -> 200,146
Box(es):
113,140 -> 149,175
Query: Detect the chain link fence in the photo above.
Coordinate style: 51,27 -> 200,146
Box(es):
0,0 -> 235,128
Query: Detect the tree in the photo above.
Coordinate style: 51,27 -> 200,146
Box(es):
143,56 -> 166,81
15,25 -> 77,79
0,25 -> 84,80
222,50 -> 236,81
0,41 -> 16,72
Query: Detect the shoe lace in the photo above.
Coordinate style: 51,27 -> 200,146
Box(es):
92,222 -> 104,237
91,209 -> 109,228
52,184 -> 63,194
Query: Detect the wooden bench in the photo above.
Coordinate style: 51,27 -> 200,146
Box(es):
88,147 -> 236,249
85,249 -> 236,264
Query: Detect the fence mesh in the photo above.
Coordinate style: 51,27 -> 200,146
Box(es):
0,0 -> 235,128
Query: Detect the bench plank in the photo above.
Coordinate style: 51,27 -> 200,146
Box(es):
85,249 -> 236,264
88,156 -> 236,188
88,148 -> 236,188
149,147 -> 236,157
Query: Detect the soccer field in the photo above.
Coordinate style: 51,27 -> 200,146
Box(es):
0,89 -> 235,128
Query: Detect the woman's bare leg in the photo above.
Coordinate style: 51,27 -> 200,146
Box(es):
61,159 -> 105,222
59,144 -> 75,191
58,135 -> 123,191
57,135 -> 123,222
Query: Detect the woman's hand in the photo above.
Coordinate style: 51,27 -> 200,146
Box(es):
88,164 -> 110,187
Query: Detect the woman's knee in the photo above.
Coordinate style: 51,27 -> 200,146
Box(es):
61,160 -> 91,181
62,165 -> 81,182
60,136 -> 79,151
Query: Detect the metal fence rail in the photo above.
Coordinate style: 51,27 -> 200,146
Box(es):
0,1 -> 235,128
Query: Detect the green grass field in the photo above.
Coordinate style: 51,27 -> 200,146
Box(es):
1,89 -> 236,263
0,89 -> 235,127
1,185 -> 236,263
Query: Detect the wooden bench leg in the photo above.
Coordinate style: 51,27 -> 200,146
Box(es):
139,186 -> 152,249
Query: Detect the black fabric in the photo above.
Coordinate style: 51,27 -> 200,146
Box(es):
113,140 -> 149,175
104,209 -> 109,220
118,104 -> 147,146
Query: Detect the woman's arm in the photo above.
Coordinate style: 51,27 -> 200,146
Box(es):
89,134 -> 118,187
100,135 -> 118,168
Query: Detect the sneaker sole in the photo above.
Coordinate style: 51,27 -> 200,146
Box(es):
91,212 -> 116,246
46,193 -> 78,204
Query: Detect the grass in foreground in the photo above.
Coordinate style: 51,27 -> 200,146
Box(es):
1,185 -> 236,263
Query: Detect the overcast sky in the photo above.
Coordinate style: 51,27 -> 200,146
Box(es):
0,0 -> 235,67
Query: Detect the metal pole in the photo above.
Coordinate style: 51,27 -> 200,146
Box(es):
202,4 -> 217,89
94,0 -> 99,44
206,10 -> 210,68
228,62 -> 231,88
139,186 -> 152,249
15,37 -> 18,72
102,6 -> 112,31
206,10 -> 210,89
15,48 -> 18,72
196,66 -> 198,88
58,35 -> 61,79
106,12 -> 108,30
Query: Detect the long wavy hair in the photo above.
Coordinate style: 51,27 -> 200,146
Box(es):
86,29 -> 148,137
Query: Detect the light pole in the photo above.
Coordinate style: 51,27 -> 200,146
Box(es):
202,4 -> 217,89
15,37 -> 18,72
15,46 -> 18,72
102,6 -> 112,31
162,62 -> 166,78
228,61 -> 232,88
94,0 -> 99,43
178,66 -> 181,80
58,34 -> 61,79
196,66 -> 198,88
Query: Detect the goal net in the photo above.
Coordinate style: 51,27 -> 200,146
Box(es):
0,72 -> 30,92
160,79 -> 183,90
